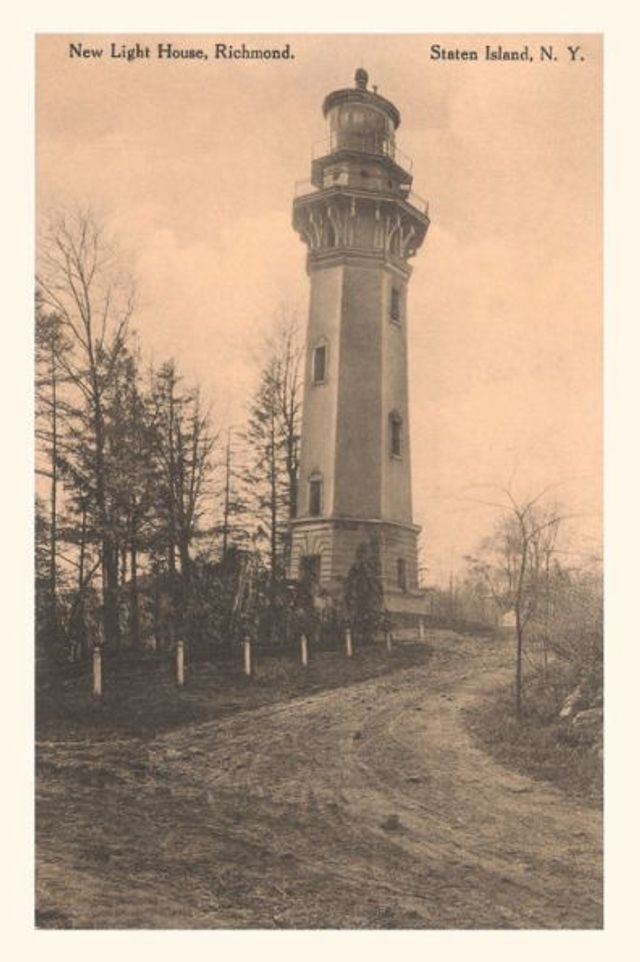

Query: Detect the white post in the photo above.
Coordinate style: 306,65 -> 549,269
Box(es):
92,646 -> 102,697
149,635 -> 157,653
419,617 -> 425,641
243,637 -> 252,676
176,640 -> 185,687
300,634 -> 309,667
345,627 -> 353,658
386,630 -> 393,653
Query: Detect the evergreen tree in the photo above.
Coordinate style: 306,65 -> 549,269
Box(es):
345,539 -> 385,646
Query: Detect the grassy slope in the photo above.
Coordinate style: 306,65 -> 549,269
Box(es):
464,669 -> 603,807
37,643 -> 431,742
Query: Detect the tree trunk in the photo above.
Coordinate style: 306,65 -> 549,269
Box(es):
269,416 -> 278,591
514,528 -> 528,719
92,378 -> 121,651
152,564 -> 162,651
179,538 -> 191,582
543,550 -> 550,683
222,428 -> 231,559
48,338 -> 59,656
515,611 -> 523,718
77,504 -> 87,655
130,540 -> 140,648
102,539 -> 120,650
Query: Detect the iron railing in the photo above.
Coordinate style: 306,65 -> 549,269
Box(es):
311,134 -> 413,173
293,179 -> 429,217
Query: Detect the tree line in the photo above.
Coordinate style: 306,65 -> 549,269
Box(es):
35,209 -> 303,667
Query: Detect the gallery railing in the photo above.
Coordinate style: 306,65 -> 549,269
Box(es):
293,179 -> 429,217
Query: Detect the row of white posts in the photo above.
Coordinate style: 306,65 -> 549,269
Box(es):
91,618 -> 426,696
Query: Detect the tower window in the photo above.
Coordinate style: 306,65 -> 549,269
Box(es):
309,476 -> 323,516
312,343 -> 327,384
390,411 -> 403,458
390,286 -> 402,322
397,558 -> 407,592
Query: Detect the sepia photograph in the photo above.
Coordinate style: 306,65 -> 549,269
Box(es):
34,32 -> 602,930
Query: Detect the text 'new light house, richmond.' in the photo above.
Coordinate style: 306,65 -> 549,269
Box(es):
290,68 -> 430,617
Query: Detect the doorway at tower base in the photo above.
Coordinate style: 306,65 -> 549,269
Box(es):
289,516 -> 428,620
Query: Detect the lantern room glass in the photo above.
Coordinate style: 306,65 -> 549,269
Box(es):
326,103 -> 396,159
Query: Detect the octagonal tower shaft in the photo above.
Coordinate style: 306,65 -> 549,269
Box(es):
290,70 -> 429,613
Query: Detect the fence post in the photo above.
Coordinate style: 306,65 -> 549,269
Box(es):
300,633 -> 309,667
419,617 -> 425,642
386,630 -> 393,653
176,640 -> 185,687
243,637 -> 252,677
92,646 -> 102,697
345,627 -> 353,658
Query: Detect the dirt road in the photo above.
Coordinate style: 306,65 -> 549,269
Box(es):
36,633 -> 602,928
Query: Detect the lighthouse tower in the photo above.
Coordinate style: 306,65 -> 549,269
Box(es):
290,69 -> 429,615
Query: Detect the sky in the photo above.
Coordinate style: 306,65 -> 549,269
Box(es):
36,33 -> 602,584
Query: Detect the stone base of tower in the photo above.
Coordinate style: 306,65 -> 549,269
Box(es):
289,516 -> 426,617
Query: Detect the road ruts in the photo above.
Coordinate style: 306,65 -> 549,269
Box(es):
36,634 -> 602,928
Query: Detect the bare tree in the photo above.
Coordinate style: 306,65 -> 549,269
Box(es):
37,209 -> 135,647
465,486 -> 568,717
216,427 -> 251,560
150,360 -> 217,635
35,295 -> 70,652
243,316 -> 302,586
105,346 -> 159,648
272,321 -> 303,526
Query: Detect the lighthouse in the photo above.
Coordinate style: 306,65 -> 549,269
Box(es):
290,68 -> 429,616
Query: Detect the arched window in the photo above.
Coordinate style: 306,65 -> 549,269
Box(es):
308,471 -> 323,516
312,341 -> 328,384
389,410 -> 403,458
